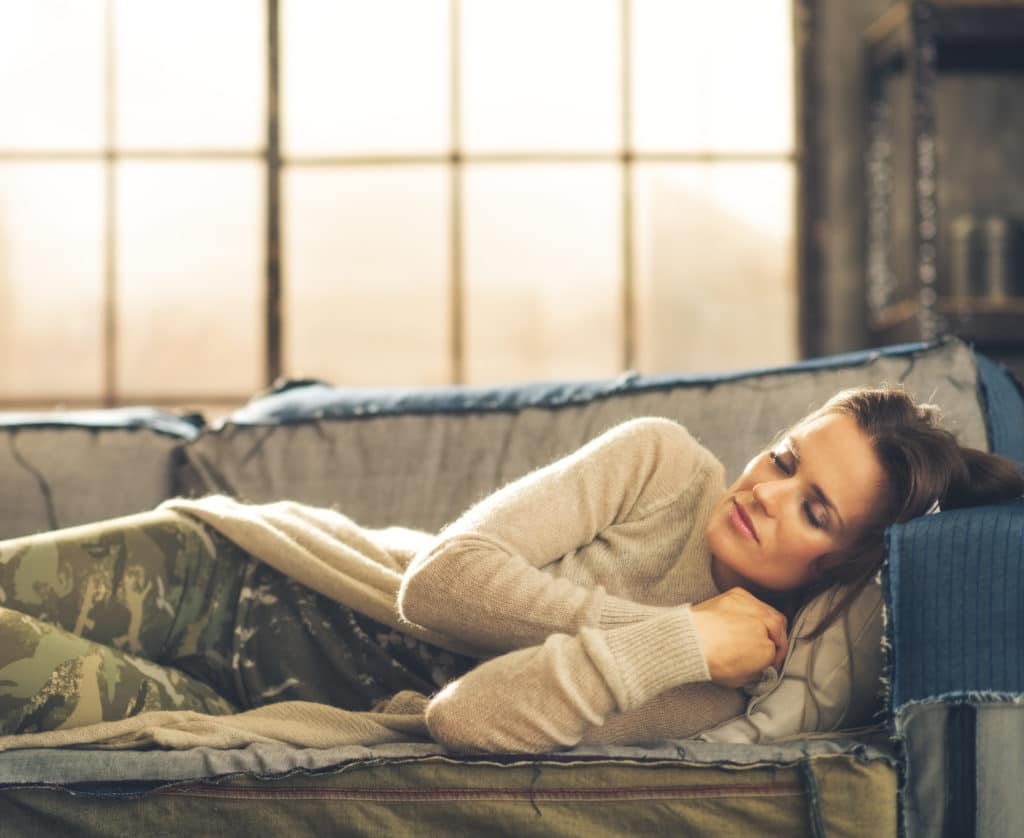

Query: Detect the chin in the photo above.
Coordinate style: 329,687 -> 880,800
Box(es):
705,525 -> 746,579
704,519 -> 729,560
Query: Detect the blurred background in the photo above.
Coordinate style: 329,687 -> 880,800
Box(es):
1,0 -> 1022,421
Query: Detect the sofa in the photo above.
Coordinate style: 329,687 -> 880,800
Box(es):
0,336 -> 1020,837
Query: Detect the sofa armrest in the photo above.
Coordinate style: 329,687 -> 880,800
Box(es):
883,501 -> 1024,838
0,408 -> 201,539
884,501 -> 1024,707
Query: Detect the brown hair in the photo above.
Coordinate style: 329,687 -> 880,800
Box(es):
789,385 -> 1024,640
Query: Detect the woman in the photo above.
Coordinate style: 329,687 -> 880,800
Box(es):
0,386 -> 1019,752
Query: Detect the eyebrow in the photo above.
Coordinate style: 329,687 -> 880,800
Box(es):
788,438 -> 847,534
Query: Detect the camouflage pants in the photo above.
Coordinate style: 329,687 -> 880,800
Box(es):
0,510 -> 476,736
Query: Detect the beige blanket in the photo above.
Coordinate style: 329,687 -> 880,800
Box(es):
0,693 -> 431,752
0,495 -> 473,752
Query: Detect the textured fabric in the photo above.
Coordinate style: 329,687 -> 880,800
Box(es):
0,607 -> 238,733
975,352 -> 1024,462
0,734 -> 896,786
0,511 -> 471,740
0,693 -> 432,752
884,503 -> 1024,838
699,577 -> 884,744
236,560 -> 476,710
893,700 -> 1024,838
0,510 -> 249,731
884,502 -> 1024,705
976,702 -> 1024,838
0,749 -> 899,837
0,415 -> 198,541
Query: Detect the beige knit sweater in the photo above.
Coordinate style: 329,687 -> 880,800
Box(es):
397,416 -> 747,752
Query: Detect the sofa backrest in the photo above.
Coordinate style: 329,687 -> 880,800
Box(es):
0,409 -> 201,539
1,339 -> 1015,541
179,338 -> 999,533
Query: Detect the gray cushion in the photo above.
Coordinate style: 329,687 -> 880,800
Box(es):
0,409 -> 199,539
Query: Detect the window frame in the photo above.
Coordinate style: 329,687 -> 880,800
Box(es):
0,0 -> 807,408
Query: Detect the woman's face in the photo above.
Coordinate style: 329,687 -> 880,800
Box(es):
705,412 -> 887,595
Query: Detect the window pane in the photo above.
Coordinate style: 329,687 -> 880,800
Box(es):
282,0 -> 449,156
0,0 -> 105,150
633,162 -> 796,373
632,0 -> 794,152
464,164 -> 622,384
0,163 -> 104,397
284,166 -> 450,386
461,0 -> 621,152
116,161 -> 263,396
114,0 -> 265,149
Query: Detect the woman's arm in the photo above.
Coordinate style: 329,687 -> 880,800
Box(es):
397,418 -> 723,653
423,606 -> 748,753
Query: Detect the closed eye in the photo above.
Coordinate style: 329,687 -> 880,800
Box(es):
803,502 -> 826,530
768,449 -> 827,530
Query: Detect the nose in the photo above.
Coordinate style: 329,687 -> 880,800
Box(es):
751,478 -> 787,516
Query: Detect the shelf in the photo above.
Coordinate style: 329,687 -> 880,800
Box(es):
871,297 -> 1024,345
866,2 -> 1024,73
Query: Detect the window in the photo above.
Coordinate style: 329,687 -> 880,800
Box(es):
0,0 -> 796,415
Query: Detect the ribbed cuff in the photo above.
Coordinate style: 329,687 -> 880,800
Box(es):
581,607 -> 710,711
597,594 -> 671,628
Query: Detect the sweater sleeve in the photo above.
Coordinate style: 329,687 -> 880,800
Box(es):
397,417 -> 722,653
424,606 -> 724,753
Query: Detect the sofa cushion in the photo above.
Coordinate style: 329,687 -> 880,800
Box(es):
697,579 -> 884,744
0,408 -> 200,539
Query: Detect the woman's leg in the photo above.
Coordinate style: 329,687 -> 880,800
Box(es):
0,509 -> 252,711
0,507 -> 475,718
0,606 -> 238,734
235,561 -> 479,712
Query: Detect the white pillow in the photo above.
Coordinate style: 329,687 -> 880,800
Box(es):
696,579 -> 884,744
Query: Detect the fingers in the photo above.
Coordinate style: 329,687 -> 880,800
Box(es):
724,587 -> 789,672
690,586 -> 792,684
764,612 -> 789,671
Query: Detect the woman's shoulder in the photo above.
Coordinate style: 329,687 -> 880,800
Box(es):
604,416 -> 718,459
592,417 -> 725,490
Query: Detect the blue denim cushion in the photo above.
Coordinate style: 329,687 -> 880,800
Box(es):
883,501 -> 1024,709
974,352 -> 1024,463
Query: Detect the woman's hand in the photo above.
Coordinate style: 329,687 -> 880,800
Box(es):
689,587 -> 789,688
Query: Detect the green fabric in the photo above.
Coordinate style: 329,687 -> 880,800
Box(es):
0,510 -> 248,732
0,754 -> 897,837
0,510 -> 473,735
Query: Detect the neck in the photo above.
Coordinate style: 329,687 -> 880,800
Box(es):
709,554 -> 745,594
709,555 -> 799,616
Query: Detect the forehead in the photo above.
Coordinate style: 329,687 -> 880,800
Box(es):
788,413 -> 885,524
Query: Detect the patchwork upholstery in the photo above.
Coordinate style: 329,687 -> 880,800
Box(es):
884,502 -> 1024,838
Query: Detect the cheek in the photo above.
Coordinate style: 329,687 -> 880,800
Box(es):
775,521 -> 830,567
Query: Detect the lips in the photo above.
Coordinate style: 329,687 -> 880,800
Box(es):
730,499 -> 759,542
